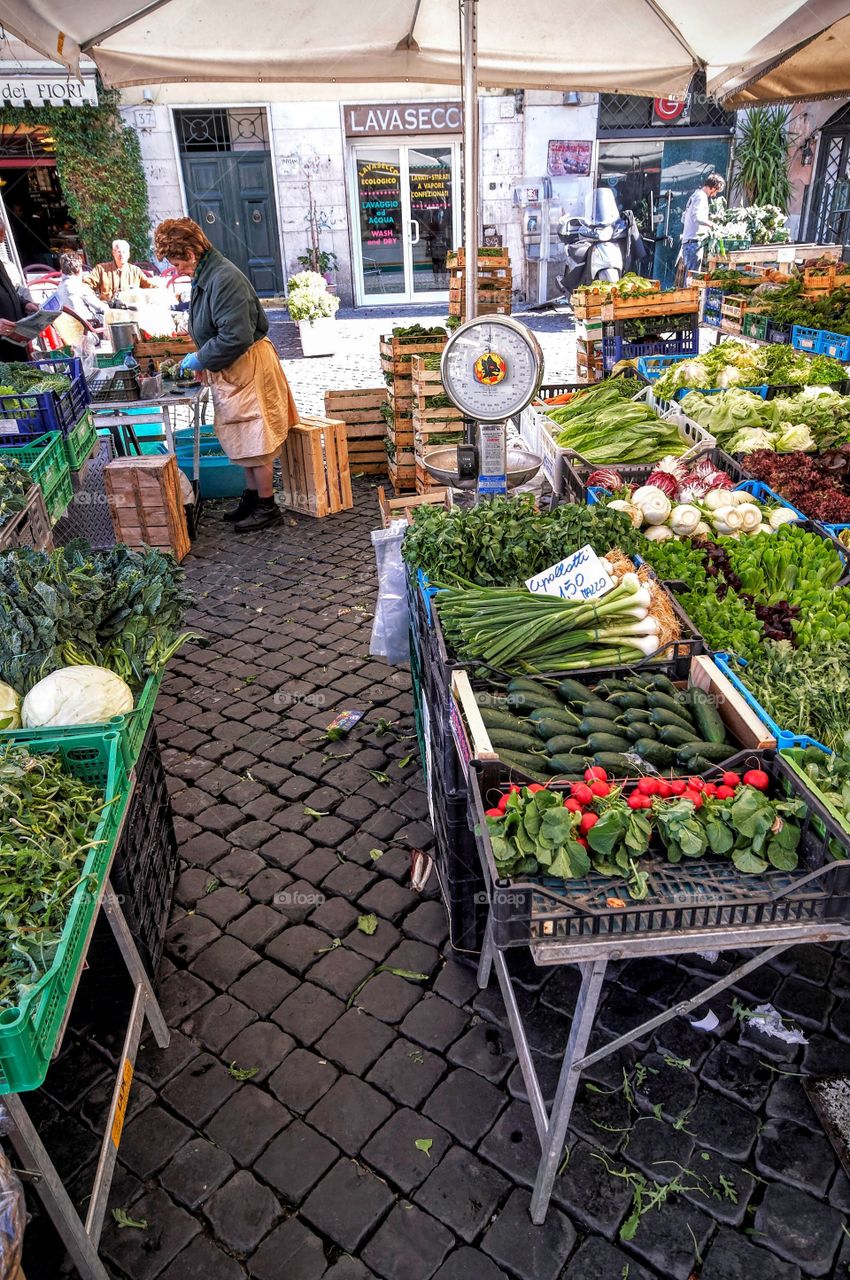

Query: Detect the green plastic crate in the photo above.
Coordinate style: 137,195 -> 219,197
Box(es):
94,348 -> 133,369
743,311 -> 770,341
64,410 -> 97,471
0,732 -> 131,1094
43,468 -> 73,523
0,431 -> 66,498
1,670 -> 161,772
781,746 -> 850,850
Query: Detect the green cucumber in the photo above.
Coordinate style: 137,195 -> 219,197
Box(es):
474,690 -> 510,709
676,741 -> 735,764
587,731 -> 633,753
649,707 -> 696,733
635,739 -> 677,767
480,706 -> 537,736
544,734 -> 589,755
580,699 -> 620,720
644,673 -> 678,695
594,678 -> 634,695
647,690 -> 689,714
625,723 -> 658,743
579,716 -> 623,737
490,729 -> 547,753
533,715 -> 583,740
529,704 -> 580,726
545,753 -> 590,777
688,754 -> 723,774
592,752 -> 642,777
690,687 -> 727,745
622,707 -> 652,724
606,691 -> 648,710
498,750 -> 550,783
658,724 -> 700,747
556,678 -> 594,704
507,690 -> 563,715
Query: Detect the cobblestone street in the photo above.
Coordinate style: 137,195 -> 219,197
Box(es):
17,460 -> 850,1280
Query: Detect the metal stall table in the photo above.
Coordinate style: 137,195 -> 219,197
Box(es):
89,384 -> 209,488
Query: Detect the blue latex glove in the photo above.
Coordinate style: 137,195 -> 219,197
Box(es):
179,352 -> 202,376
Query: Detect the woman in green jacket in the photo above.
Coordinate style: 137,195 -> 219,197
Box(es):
154,218 -> 300,532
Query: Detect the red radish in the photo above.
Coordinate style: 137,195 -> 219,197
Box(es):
703,783 -> 718,797
590,780 -> 611,798
656,780 -> 673,798
721,772 -> 741,788
580,812 -> 599,835
670,780 -> 688,795
527,783 -> 546,793
743,769 -> 770,791
571,782 -> 594,805
682,789 -> 703,809
715,785 -> 735,800
627,791 -> 647,810
576,837 -> 589,848
687,777 -> 706,791
637,777 -> 659,796
564,798 -> 583,813
584,766 -> 608,783
485,807 -> 504,818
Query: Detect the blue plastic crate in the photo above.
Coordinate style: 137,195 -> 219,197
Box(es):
417,567 -> 438,626
175,442 -> 244,499
818,330 -> 850,362
636,354 -> 769,400
587,477 -> 804,518
713,653 -> 830,751
0,355 -> 89,447
791,324 -> 821,353
602,328 -> 698,374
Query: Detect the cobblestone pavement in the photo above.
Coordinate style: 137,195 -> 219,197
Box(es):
17,448 -> 850,1277
267,306 -> 577,415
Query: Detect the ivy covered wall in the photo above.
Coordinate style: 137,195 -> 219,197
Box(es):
0,86 -> 151,264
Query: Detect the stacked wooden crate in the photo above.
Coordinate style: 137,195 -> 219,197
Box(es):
323,389 -> 388,477
411,354 -> 464,494
104,454 -> 190,560
379,331 -> 447,493
447,248 -> 512,320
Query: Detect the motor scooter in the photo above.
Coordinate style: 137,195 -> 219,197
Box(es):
556,187 -> 648,300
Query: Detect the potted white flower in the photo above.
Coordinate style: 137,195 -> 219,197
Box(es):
286,270 -> 340,357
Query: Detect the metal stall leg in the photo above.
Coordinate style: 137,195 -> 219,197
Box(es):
529,957 -> 608,1223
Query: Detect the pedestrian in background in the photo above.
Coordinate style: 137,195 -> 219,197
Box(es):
87,239 -> 157,303
679,172 -> 726,277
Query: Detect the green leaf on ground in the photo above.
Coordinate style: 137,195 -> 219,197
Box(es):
112,1208 -> 148,1230
304,806 -> 329,819
369,848 -> 384,861
370,771 -> 391,784
415,1138 -> 433,1157
228,1063 -> 259,1081
357,913 -> 378,935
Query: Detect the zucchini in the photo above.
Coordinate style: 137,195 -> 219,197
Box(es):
581,699 -> 620,720
594,678 -> 634,695
676,741 -> 734,764
689,754 -> 723,774
647,690 -> 689,714
625,724 -> 657,744
545,753 -> 589,777
556,678 -> 594,704
644,673 -> 678,695
635,739 -> 677,767
544,734 -> 589,756
533,715 -> 583,740
587,731 -> 633,753
649,707 -> 696,733
529,704 -> 580,726
498,750 -> 550,783
592,752 -> 642,777
507,690 -> 562,715
607,692 -> 648,711
690,687 -> 727,745
480,706 -> 537,735
658,724 -> 700,747
490,729 -> 547,753
622,707 -> 652,724
579,716 -> 624,737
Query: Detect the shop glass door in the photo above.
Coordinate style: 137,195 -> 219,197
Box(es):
352,143 -> 460,304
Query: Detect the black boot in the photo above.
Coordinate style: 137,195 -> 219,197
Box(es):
234,496 -> 282,532
223,488 -> 259,523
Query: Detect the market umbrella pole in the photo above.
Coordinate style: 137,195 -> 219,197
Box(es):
462,0 -> 479,321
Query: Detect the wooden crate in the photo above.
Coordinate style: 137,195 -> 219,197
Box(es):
720,293 -> 749,334
600,287 -> 699,320
280,415 -> 353,518
413,405 -> 465,439
416,462 -> 444,494
324,388 -> 388,476
572,280 -> 661,320
378,485 -> 452,527
449,269 -> 512,290
447,248 -> 510,269
379,333 -> 447,378
133,335 -> 196,360
388,381 -> 414,414
387,456 -> 416,494
709,243 -> 841,276
104,454 -> 190,560
448,298 -> 512,318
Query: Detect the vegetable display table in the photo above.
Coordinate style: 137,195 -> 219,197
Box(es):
1,776 -> 170,1280
89,384 -> 209,489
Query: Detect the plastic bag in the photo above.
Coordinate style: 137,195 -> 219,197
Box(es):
0,1123 -> 25,1280
369,520 -> 410,666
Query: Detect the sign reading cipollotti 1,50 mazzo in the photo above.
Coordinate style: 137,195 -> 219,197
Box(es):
344,101 -> 463,137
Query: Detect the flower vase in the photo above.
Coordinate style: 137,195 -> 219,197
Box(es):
297,317 -> 337,357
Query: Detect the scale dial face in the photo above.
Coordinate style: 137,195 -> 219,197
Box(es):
440,315 -> 544,422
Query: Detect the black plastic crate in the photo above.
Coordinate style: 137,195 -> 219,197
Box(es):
109,721 -> 179,979
768,325 -> 791,345
430,757 -> 487,954
765,378 -> 850,399
559,446 -> 747,504
469,750 -> 850,949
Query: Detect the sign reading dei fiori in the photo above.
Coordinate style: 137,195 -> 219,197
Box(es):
0,76 -> 98,107
344,101 -> 462,137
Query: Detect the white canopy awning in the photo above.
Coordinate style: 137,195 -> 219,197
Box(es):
2,0 -> 850,99
716,12 -> 850,104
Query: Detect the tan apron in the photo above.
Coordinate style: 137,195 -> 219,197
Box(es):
206,337 -> 300,467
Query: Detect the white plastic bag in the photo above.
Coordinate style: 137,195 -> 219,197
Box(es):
370,520 -> 411,666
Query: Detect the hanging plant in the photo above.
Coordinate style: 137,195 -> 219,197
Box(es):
0,85 -> 150,264
732,107 -> 793,211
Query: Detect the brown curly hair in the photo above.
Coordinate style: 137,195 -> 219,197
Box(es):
154,218 -> 212,264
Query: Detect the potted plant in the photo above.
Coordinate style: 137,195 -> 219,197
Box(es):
296,248 -> 338,290
286,269 -> 340,357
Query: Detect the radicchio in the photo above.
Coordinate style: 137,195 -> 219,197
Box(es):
645,469 -> 679,500
687,455 -> 735,498
585,468 -> 625,492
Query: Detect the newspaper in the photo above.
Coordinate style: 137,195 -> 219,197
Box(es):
3,308 -> 59,344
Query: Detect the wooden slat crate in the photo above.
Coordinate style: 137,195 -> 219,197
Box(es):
378,485 -> 452,527
416,462 -> 444,494
447,248 -> 510,269
104,454 -> 190,560
279,415 -> 353,518
449,268 -> 512,288
387,456 -> 416,494
133,336 -> 196,360
600,286 -> 699,320
572,281 -> 660,319
379,334 -> 447,378
720,294 -> 749,334
0,483 -> 53,552
449,298 -> 512,318
413,405 -> 465,438
324,388 -> 388,477
389,381 -> 414,414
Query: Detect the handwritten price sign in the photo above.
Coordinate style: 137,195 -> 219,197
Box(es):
525,545 -> 616,601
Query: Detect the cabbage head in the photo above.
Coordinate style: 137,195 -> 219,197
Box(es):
22,666 -> 134,728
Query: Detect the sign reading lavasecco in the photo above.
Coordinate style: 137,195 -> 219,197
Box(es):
526,545 -> 615,601
0,76 -> 98,107
344,101 -> 462,137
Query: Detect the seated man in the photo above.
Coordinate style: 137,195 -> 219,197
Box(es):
87,239 -> 157,303
45,251 -> 107,325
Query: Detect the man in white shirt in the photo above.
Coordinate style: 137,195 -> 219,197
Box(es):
45,252 -> 107,324
680,173 -> 726,274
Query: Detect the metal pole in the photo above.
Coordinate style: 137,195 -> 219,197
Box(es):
461,0 -> 479,320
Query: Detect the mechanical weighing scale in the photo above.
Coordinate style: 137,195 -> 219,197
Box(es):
421,314 -> 545,499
